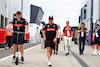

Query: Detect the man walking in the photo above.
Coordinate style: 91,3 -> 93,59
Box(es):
43,16 -> 58,66
92,24 -> 100,55
63,21 -> 73,56
78,23 -> 88,55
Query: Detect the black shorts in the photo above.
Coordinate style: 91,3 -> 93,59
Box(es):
11,34 -> 24,44
94,38 -> 100,45
45,40 -> 55,49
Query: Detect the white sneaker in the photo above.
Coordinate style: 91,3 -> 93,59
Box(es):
48,61 -> 52,66
92,50 -> 97,55
41,50 -> 43,52
98,51 -> 100,55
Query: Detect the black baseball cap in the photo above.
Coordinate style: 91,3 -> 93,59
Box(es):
49,15 -> 53,20
16,11 -> 22,14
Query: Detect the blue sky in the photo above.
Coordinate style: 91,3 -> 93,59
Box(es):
30,0 -> 82,30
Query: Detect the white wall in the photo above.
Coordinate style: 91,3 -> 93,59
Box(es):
8,0 -> 14,23
29,23 -> 41,42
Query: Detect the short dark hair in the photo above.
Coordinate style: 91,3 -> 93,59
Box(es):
66,21 -> 69,23
82,23 -> 85,25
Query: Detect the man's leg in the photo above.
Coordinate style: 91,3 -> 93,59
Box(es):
19,44 -> 24,57
47,47 -> 51,62
41,38 -> 43,51
68,37 -> 72,53
50,48 -> 53,57
13,44 -> 17,56
64,36 -> 68,54
82,38 -> 85,54
79,38 -> 82,54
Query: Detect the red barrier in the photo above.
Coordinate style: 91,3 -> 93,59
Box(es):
0,29 -> 6,44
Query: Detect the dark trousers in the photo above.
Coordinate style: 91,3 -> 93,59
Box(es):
54,38 -> 60,52
79,37 -> 86,53
5,36 -> 12,48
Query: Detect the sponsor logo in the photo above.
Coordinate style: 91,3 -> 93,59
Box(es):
14,24 -> 24,27
46,28 -> 56,31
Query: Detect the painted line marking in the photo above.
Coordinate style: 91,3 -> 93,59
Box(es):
0,44 -> 40,62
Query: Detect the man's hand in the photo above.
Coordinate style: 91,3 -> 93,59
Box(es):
59,38 -> 61,42
25,32 -> 28,34
44,38 -> 46,41
10,30 -> 13,33
53,38 -> 57,42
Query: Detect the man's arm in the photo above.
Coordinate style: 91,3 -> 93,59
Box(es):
77,28 -> 82,33
71,31 -> 73,38
55,30 -> 58,38
43,30 -> 46,40
25,25 -> 28,33
84,29 -> 88,33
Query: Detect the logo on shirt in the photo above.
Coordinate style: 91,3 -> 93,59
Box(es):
46,28 -> 56,31
14,24 -> 24,27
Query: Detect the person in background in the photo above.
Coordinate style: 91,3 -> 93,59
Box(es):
92,24 -> 100,55
63,21 -> 73,56
78,23 -> 88,55
54,24 -> 61,55
40,25 -> 45,52
5,22 -> 13,49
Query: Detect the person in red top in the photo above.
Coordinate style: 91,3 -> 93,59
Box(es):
63,21 -> 73,56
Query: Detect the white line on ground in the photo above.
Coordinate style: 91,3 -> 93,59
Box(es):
0,44 -> 41,62
0,42 -> 36,51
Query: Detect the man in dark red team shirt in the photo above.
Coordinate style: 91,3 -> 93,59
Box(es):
10,11 -> 28,62
43,16 -> 58,66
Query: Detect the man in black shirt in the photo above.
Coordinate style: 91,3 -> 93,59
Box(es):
43,16 -> 58,66
10,11 -> 28,62
78,23 -> 88,55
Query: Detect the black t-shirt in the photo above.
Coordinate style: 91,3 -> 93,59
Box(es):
43,23 -> 58,40
79,27 -> 87,38
40,29 -> 43,38
12,18 -> 28,32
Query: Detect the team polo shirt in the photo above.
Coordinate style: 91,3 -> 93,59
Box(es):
12,18 -> 28,32
63,26 -> 72,37
94,29 -> 100,38
43,23 -> 58,40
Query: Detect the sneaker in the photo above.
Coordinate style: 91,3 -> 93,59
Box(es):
48,61 -> 52,66
98,51 -> 100,55
53,52 -> 55,55
5,45 -> 7,49
21,57 -> 24,63
41,50 -> 43,52
92,50 -> 97,55
68,53 -> 69,55
12,56 -> 16,62
65,53 -> 68,56
79,52 -> 82,55
56,52 -> 58,55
